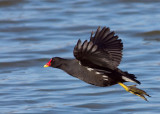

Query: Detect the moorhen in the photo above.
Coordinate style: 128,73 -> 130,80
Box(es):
44,26 -> 150,101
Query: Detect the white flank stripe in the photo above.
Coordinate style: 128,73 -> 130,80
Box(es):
87,67 -> 94,71
95,72 -> 101,75
103,75 -> 108,78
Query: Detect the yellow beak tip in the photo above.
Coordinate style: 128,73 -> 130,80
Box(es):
44,65 -> 49,68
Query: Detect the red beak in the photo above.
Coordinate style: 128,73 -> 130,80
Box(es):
44,59 -> 52,67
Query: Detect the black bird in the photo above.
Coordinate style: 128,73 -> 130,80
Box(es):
44,26 -> 150,101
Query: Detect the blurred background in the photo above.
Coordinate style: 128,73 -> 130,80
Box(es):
0,0 -> 160,113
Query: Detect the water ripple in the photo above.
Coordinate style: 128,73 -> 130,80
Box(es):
0,0 -> 160,113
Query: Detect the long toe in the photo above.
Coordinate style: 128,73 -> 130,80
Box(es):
128,85 -> 150,101
136,94 -> 148,101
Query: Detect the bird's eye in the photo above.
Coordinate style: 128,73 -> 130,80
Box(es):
52,58 -> 54,61
51,58 -> 56,63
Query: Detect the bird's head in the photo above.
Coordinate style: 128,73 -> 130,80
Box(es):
44,57 -> 62,68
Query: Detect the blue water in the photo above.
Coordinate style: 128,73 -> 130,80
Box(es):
0,0 -> 160,113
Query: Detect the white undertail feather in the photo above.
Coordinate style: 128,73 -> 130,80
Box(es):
122,76 -> 136,83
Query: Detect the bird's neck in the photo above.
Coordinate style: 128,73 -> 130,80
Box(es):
57,58 -> 75,69
57,58 -> 78,76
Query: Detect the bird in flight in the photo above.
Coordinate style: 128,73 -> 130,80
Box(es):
44,26 -> 150,101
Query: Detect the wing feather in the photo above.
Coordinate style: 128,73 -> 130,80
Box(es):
90,27 -> 123,67
74,26 -> 123,70
74,40 -> 115,69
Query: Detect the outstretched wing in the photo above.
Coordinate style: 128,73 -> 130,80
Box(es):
73,26 -> 123,70
90,26 -> 123,67
74,39 -> 116,70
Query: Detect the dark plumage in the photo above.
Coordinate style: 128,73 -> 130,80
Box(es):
44,26 -> 150,101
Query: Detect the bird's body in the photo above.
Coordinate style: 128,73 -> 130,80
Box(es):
44,26 -> 150,101
52,58 -> 138,87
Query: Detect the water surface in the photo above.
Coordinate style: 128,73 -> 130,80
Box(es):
0,0 -> 160,113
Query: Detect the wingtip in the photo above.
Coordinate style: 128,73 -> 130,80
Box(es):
90,31 -> 94,40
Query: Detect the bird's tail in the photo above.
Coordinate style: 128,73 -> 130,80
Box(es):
126,72 -> 141,84
121,71 -> 141,84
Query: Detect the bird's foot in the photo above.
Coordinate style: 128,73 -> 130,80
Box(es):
127,85 -> 151,101
118,82 -> 151,101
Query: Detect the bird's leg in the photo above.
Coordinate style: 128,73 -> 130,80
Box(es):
118,82 -> 151,101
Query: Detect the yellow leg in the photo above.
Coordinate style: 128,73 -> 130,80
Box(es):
118,82 -> 129,91
118,82 -> 150,101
